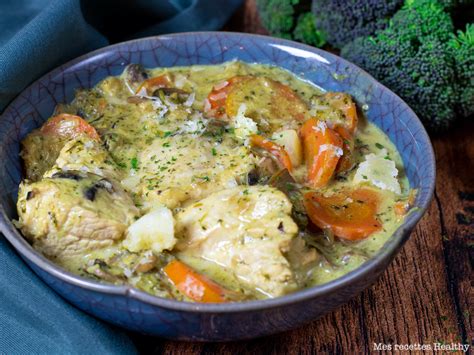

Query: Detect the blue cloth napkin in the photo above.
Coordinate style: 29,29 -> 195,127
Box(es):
0,0 -> 243,110
0,237 -> 137,354
0,0 -> 242,352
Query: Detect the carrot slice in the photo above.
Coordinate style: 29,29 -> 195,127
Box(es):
163,260 -> 230,303
250,134 -> 293,172
304,188 -> 382,240
135,74 -> 172,95
225,76 -> 309,130
394,201 -> 408,216
394,190 -> 417,216
40,114 -> 100,140
316,93 -> 358,172
205,76 -> 249,118
206,75 -> 309,131
324,92 -> 358,134
300,118 -> 343,188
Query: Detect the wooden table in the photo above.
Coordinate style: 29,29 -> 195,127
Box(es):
132,1 -> 473,352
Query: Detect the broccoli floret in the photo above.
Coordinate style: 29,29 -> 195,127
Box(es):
293,13 -> 326,46
256,0 -> 326,45
312,0 -> 404,49
450,24 -> 474,118
341,0 -> 465,131
440,0 -> 474,8
256,0 -> 299,38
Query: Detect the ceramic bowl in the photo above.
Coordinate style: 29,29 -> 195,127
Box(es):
0,32 -> 435,341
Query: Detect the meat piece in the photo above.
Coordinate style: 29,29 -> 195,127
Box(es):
21,131 -> 65,181
44,137 -> 123,181
21,114 -> 101,181
175,186 -> 316,297
16,172 -> 139,260
135,135 -> 257,210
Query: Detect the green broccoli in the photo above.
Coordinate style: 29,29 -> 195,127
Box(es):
255,0 -> 326,46
293,12 -> 326,46
450,24 -> 474,118
440,0 -> 474,9
342,0 -> 472,131
312,0 -> 404,49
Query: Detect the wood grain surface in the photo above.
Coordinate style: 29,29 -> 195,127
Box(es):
131,1 -> 473,353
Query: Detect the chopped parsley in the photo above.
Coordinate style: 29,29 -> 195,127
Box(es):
375,142 -> 385,149
212,147 -> 217,156
130,157 -> 138,170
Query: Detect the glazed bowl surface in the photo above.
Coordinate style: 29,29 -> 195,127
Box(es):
0,32 -> 435,341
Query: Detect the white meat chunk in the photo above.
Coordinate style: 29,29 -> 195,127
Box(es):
134,135 -> 257,210
16,172 -> 139,260
175,186 -> 316,297
44,137 -> 122,181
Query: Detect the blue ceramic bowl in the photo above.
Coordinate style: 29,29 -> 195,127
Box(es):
0,32 -> 435,341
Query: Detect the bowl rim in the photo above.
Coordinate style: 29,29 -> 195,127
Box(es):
0,31 -> 436,313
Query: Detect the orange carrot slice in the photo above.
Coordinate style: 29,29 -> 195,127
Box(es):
163,260 -> 231,303
205,75 -> 309,130
205,76 -> 249,118
394,190 -> 417,216
40,114 -> 100,140
135,74 -> 172,95
225,76 -> 309,128
394,201 -> 408,216
304,188 -> 382,240
324,92 -> 358,134
250,134 -> 293,172
300,118 -> 343,188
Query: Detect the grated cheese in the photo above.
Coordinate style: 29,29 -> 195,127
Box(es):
233,104 -> 258,140
314,120 -> 327,134
319,144 -> 343,157
354,149 -> 401,194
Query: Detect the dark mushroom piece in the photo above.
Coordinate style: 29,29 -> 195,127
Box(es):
153,87 -> 188,96
134,254 -> 158,273
84,259 -> 126,283
83,178 -> 115,201
153,87 -> 190,104
51,171 -> 84,181
246,169 -> 260,185
269,169 -> 308,228
127,84 -> 191,105
250,146 -> 281,180
126,96 -> 149,104
123,63 -> 148,93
